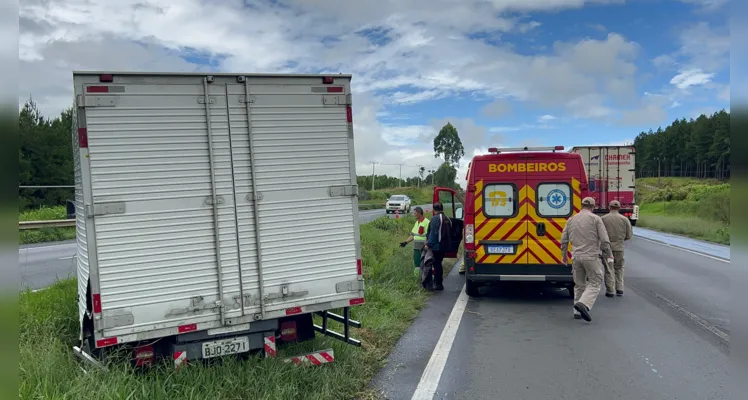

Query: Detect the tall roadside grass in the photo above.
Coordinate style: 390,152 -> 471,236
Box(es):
19,206 -> 75,245
19,215 -> 461,400
636,178 -> 730,244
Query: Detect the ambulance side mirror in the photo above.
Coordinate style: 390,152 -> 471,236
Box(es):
455,207 -> 464,220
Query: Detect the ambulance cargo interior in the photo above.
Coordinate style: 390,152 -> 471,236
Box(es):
71,71 -> 365,363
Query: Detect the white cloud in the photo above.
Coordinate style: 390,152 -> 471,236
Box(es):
18,0 -> 660,179
481,99 -> 513,118
538,114 -> 556,122
670,68 -> 715,89
618,93 -> 670,126
678,0 -> 729,11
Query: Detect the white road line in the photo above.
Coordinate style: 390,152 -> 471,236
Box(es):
634,235 -> 730,264
411,285 -> 469,400
655,293 -> 730,344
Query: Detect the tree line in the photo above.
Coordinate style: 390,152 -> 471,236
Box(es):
633,109 -> 730,180
19,100 -> 75,210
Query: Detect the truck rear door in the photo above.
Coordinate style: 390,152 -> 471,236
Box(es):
473,159 -> 528,266
77,73 -> 361,340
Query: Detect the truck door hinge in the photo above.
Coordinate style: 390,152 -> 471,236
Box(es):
336,280 -> 365,293
100,308 -> 135,329
166,296 -> 218,317
263,285 -> 308,303
85,202 -> 126,217
329,185 -> 358,197
205,196 -> 225,206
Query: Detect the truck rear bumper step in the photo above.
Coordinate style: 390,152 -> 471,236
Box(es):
469,274 -> 573,282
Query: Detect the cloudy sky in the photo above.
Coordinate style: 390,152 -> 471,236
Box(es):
19,0 -> 730,187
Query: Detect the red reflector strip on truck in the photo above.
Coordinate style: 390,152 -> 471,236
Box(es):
356,259 -> 362,275
346,106 -> 353,123
92,293 -> 102,313
178,323 -> 197,333
96,337 -> 118,348
78,128 -> 88,148
87,86 -> 109,93
350,298 -> 365,306
286,307 -> 303,315
327,86 -> 344,93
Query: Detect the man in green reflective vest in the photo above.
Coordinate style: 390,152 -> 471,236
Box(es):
400,207 -> 430,276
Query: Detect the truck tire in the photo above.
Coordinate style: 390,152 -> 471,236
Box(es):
466,275 -> 480,297
630,219 -> 637,227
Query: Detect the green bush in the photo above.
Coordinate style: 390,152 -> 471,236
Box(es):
20,206 -> 68,221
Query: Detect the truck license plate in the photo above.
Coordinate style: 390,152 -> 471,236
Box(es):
486,245 -> 514,254
201,336 -> 250,359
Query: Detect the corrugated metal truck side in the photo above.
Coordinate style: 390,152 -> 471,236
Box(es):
71,71 -> 366,368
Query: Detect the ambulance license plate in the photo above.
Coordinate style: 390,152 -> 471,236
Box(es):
486,245 -> 514,254
201,336 -> 250,359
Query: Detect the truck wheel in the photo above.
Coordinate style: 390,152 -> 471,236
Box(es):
466,276 -> 480,297
630,219 -> 637,227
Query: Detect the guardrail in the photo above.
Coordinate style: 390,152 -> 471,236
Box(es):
19,220 -> 76,230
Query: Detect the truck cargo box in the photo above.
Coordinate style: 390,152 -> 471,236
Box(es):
71,71 -> 364,364
569,145 -> 638,224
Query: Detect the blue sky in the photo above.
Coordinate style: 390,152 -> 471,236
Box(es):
19,0 -> 730,185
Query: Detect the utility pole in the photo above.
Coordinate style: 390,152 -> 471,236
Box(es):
397,163 -> 403,188
417,164 -> 423,188
370,161 -> 378,191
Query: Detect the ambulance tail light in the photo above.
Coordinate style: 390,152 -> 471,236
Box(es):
464,223 -> 475,251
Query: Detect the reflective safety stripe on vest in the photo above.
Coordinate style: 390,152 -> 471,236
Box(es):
411,219 -> 429,242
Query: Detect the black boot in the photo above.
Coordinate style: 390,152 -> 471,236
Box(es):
574,302 -> 592,322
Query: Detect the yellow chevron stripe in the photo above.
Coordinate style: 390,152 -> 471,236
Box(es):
480,186 -> 528,264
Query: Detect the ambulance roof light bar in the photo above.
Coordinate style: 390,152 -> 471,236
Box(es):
487,146 -> 565,153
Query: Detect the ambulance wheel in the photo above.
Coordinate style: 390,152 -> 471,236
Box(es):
466,276 -> 480,297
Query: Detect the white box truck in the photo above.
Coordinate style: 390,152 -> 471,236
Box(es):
569,145 -> 639,225
70,71 -> 365,367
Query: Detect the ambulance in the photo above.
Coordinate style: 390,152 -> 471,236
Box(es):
436,146 -> 591,297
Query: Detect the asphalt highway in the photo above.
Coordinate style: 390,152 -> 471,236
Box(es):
372,233 -> 731,400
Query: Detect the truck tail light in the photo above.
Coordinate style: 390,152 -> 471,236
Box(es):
134,345 -> 155,367
280,321 -> 298,342
465,224 -> 475,251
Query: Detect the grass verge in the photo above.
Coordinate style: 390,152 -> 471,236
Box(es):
20,215 -> 461,400
636,178 -> 730,244
638,202 -> 730,244
19,206 -> 75,245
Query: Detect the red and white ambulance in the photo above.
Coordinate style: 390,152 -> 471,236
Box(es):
435,146 -> 592,297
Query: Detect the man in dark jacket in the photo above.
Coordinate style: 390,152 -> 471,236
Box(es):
424,202 -> 451,291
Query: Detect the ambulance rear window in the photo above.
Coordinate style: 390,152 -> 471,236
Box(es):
483,184 -> 516,217
537,182 -> 573,218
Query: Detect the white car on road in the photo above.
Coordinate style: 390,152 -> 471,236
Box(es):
386,195 -> 411,214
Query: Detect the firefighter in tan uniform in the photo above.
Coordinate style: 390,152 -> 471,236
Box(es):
601,200 -> 633,297
560,197 -> 613,322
